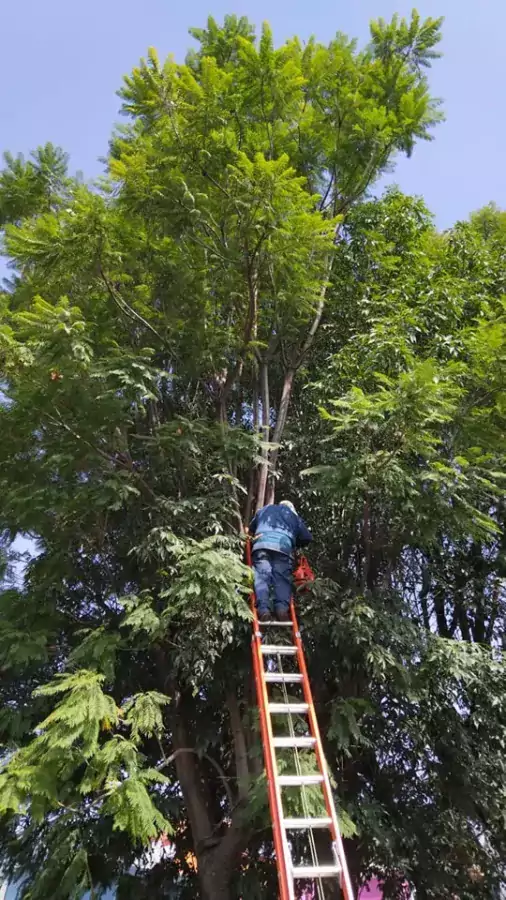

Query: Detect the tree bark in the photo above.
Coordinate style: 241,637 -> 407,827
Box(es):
170,693 -> 213,849
199,814 -> 248,900
255,359 -> 270,512
420,565 -> 431,631
227,690 -> 250,801
244,386 -> 259,525
433,588 -> 449,638
219,261 -> 258,414
361,497 -> 372,592
199,866 -> 233,900
266,367 -> 295,502
171,704 -> 247,899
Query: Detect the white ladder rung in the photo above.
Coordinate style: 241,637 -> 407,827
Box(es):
268,702 -> 309,714
259,620 -> 293,626
292,864 -> 341,878
283,816 -> 333,829
264,673 -> 304,683
261,645 -> 297,655
278,774 -> 323,786
272,736 -> 316,749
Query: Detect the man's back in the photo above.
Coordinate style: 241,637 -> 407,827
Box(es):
249,503 -> 312,557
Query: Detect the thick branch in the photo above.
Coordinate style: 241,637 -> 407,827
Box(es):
255,358 -> 270,512
319,169 -> 336,212
266,225 -> 342,495
434,588 -> 450,639
266,367 -> 295,501
244,385 -> 259,525
170,695 -> 214,848
420,566 -> 431,631
220,262 -> 258,411
227,691 -> 250,801
159,747 -> 234,811
361,498 -> 372,591
293,222 -> 342,370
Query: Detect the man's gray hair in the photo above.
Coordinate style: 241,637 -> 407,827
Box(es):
280,500 -> 296,515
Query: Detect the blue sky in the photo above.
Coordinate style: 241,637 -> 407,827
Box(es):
1,0 -> 505,229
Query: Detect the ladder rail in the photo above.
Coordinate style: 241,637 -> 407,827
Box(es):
290,601 -> 355,900
277,649 -> 325,900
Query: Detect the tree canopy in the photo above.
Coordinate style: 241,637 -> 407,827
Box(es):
1,11 -> 505,900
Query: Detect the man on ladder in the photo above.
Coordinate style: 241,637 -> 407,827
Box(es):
249,500 -> 313,622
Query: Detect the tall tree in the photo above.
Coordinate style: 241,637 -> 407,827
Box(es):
9,12 -> 506,900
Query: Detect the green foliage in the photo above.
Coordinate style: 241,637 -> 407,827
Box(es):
282,189 -> 506,897
0,144 -> 70,226
10,10 -> 506,900
34,670 -> 119,754
122,692 -> 171,742
0,669 -> 172,870
307,356 -> 504,542
69,627 -> 122,681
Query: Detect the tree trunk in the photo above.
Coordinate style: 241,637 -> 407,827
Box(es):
434,588 -> 449,638
199,859 -> 233,900
256,359 -> 270,512
198,813 -> 249,900
244,386 -> 258,524
361,497 -> 371,591
227,690 -> 250,800
268,367 -> 295,479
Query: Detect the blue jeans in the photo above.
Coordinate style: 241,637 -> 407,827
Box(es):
252,550 -> 292,616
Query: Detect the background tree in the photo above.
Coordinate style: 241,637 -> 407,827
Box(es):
280,192 -> 506,897
3,12 -> 502,900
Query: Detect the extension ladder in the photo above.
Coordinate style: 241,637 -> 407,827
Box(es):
248,550 -> 354,900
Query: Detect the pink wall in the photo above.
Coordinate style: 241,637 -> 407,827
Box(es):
359,879 -> 383,899
359,878 -> 413,899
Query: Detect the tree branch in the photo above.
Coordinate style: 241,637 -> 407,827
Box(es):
169,692 -> 214,848
265,223 -> 343,496
45,407 -> 160,503
158,746 -> 234,811
220,261 -> 259,410
99,266 -> 163,342
255,357 -> 270,512
319,169 -> 335,212
266,367 -> 295,502
227,691 -> 250,802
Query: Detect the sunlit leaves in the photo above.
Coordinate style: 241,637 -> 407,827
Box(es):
123,691 -> 170,743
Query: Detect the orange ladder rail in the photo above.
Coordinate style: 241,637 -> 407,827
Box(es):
248,538 -> 292,900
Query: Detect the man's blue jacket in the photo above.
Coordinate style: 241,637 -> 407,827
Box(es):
249,504 -> 313,557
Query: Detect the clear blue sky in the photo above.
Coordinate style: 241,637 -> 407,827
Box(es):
1,0 -> 505,229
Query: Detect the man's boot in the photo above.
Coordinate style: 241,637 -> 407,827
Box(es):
276,608 -> 290,623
